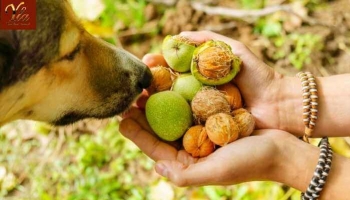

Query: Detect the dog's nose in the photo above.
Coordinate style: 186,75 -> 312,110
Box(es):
138,67 -> 152,89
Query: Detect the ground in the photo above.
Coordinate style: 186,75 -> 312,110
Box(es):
122,0 -> 350,76
1,0 -> 350,199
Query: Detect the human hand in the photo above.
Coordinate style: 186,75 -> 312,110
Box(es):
178,31 -> 284,130
119,31 -> 350,197
161,31 -> 350,138
120,107 -> 316,188
142,31 -> 285,130
121,31 -> 286,185
121,41 -> 287,186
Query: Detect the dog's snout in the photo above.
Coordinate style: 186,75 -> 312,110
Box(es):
138,67 -> 152,89
115,48 -> 153,90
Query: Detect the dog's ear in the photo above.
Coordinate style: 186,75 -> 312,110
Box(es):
0,31 -> 16,86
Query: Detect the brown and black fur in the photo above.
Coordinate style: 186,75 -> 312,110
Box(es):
0,0 -> 152,126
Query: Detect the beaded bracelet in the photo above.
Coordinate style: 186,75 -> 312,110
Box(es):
297,72 -> 318,143
297,72 -> 333,200
301,137 -> 333,200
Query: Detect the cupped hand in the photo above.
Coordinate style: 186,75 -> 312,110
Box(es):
120,107 -> 296,186
119,30 -> 292,186
180,31 -> 285,130
142,31 -> 285,129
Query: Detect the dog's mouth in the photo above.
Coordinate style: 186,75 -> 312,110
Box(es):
53,106 -> 125,126
53,93 -> 138,126
52,67 -> 152,126
53,112 -> 89,126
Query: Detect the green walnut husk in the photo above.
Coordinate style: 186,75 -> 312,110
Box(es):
172,73 -> 203,102
191,40 -> 242,86
162,35 -> 199,72
146,91 -> 193,141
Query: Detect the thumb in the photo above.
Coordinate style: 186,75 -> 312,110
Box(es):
155,160 -> 223,187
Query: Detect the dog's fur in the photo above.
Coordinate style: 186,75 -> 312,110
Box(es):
0,0 -> 152,126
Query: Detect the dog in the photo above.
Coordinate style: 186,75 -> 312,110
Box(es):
0,0 -> 152,126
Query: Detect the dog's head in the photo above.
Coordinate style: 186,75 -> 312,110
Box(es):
0,0 -> 152,125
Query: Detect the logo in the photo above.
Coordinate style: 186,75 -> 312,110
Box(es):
0,0 -> 36,30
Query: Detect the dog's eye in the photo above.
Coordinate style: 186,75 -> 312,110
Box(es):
63,44 -> 81,61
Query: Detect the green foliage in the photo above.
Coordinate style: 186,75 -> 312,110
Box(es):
255,18 -> 283,38
239,0 -> 265,9
254,15 -> 323,70
56,120 -> 153,200
304,0 -> 329,11
100,0 -> 147,29
0,120 -> 156,199
273,33 -> 323,70
288,33 -> 322,70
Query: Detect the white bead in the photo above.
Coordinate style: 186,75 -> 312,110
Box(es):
302,86 -> 310,91
309,82 -> 316,86
303,98 -> 311,103
303,105 -> 311,109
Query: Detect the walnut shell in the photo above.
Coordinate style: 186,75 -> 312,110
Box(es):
197,46 -> 232,79
205,113 -> 239,146
232,108 -> 255,137
191,88 -> 231,123
147,66 -> 173,94
217,83 -> 243,110
183,125 -> 215,158
191,40 -> 242,86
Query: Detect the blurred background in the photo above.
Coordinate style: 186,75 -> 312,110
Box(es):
1,0 -> 350,199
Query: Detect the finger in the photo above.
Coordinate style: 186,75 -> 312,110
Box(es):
119,118 -> 178,161
142,53 -> 168,68
135,90 -> 150,109
155,158 -> 225,187
154,134 -> 270,187
122,107 -> 153,133
122,107 -> 184,151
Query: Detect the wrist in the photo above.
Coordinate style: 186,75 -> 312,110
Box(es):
271,134 -> 319,191
276,76 -> 305,136
271,135 -> 350,199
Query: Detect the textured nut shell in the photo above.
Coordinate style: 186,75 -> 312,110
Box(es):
217,83 -> 243,110
191,40 -> 242,86
206,113 -> 239,146
191,88 -> 231,122
183,125 -> 215,158
232,108 -> 255,137
197,46 -> 232,79
147,66 -> 173,93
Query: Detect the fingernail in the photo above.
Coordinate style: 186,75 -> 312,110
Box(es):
155,163 -> 168,178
